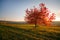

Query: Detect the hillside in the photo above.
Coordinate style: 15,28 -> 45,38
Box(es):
0,21 -> 60,40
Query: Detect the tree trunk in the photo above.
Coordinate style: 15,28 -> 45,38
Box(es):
35,23 -> 37,28
35,19 -> 37,28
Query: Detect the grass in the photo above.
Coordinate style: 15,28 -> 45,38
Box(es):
0,22 -> 60,40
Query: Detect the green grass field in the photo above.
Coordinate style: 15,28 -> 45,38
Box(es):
0,22 -> 60,40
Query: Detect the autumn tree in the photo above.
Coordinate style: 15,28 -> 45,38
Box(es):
25,3 -> 55,28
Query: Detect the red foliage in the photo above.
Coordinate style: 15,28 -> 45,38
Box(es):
25,3 -> 55,26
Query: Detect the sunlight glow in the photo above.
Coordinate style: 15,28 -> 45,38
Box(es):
54,17 -> 60,21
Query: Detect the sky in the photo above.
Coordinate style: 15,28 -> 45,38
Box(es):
0,0 -> 60,21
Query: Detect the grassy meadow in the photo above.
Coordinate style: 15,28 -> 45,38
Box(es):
0,21 -> 60,40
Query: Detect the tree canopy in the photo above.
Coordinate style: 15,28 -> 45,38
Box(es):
25,3 -> 55,27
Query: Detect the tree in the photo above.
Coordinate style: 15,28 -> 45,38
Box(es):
25,3 -> 55,28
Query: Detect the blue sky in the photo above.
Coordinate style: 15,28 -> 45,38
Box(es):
0,0 -> 60,21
